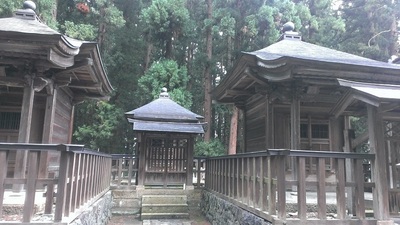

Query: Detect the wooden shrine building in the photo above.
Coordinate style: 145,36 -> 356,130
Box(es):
213,26 -> 400,223
0,2 -> 112,181
126,89 -> 204,189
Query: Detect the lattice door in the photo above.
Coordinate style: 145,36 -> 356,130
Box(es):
145,137 -> 188,186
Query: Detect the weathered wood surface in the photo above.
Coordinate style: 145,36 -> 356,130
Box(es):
0,143 -> 111,223
205,149 -> 376,224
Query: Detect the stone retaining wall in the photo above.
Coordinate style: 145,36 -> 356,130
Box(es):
201,190 -> 272,225
69,191 -> 112,225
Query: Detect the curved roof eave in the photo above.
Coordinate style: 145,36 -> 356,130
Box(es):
81,42 -> 114,95
246,39 -> 400,73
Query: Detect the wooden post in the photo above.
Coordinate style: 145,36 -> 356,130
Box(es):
368,105 -> 391,222
39,87 -> 57,179
186,136 -> 194,189
137,133 -> 146,188
343,116 -> 355,215
55,145 -> 70,222
22,151 -> 39,222
14,77 -> 35,191
291,95 -> 300,187
265,96 -> 274,149
68,105 -> 75,144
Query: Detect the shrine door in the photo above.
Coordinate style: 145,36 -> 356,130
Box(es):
144,136 -> 188,187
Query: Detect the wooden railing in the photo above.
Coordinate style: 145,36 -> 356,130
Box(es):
205,149 -> 376,224
0,143 -> 112,224
111,154 -> 138,187
110,154 -> 207,188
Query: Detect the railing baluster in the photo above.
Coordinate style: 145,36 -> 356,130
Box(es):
317,157 -> 327,219
23,150 -> 39,222
65,152 -> 76,217
269,156 -> 276,215
297,157 -> 307,220
55,146 -> 70,222
276,155 -> 286,219
336,158 -> 346,219
0,150 -> 8,218
354,158 -> 365,219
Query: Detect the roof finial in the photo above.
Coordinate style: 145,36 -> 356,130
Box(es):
15,1 -> 37,20
282,21 -> 295,33
23,1 -> 36,11
280,21 -> 301,41
159,87 -> 169,98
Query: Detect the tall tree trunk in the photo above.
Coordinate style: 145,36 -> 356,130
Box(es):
388,14 -> 398,57
144,41 -> 153,72
227,34 -> 238,154
203,0 -> 213,141
165,37 -> 173,59
228,106 -> 238,154
98,7 -> 106,49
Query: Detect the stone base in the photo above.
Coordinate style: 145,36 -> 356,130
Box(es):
377,220 -> 394,225
69,191 -> 112,225
201,190 -> 272,225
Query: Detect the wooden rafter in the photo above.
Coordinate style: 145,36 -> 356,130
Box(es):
329,90 -> 354,118
53,58 -> 93,77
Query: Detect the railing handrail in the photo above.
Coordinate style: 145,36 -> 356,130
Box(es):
207,149 -> 375,160
111,154 -> 137,159
0,142 -> 84,151
0,143 -> 112,158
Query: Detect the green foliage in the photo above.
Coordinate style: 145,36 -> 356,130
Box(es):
73,101 -> 125,152
36,0 -> 58,29
140,0 -> 191,58
350,116 -> 369,153
62,21 -> 97,40
0,0 -> 23,18
138,59 -> 192,108
339,0 -> 398,60
194,139 -> 226,157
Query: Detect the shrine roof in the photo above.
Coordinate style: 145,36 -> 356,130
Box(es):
126,90 -> 204,134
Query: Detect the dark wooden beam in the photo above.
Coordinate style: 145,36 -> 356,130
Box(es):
329,90 -> 354,118
73,94 -> 110,102
68,81 -> 102,90
0,77 -> 27,87
226,89 -> 253,96
53,58 -> 93,77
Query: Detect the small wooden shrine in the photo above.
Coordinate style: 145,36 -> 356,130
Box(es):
0,2 -> 112,180
126,89 -> 204,189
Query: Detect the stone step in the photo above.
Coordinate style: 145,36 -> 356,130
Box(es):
111,207 -> 141,215
142,195 -> 187,204
113,198 -> 141,208
142,203 -> 188,214
141,212 -> 189,220
138,189 -> 188,196
112,189 -> 138,199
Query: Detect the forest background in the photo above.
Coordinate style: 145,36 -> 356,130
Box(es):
0,0 -> 399,156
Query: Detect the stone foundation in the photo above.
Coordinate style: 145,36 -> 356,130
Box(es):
69,191 -> 112,225
201,190 -> 272,225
